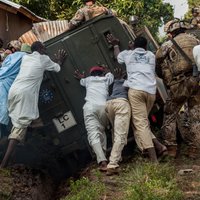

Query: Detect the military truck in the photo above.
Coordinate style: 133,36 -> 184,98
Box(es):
39,14 -> 137,179
1,15 -> 166,181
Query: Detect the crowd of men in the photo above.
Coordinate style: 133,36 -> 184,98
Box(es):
0,0 -> 200,176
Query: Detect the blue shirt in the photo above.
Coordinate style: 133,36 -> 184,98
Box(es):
107,79 -> 128,100
0,52 -> 26,125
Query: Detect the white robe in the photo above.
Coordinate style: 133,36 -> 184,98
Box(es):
193,45 -> 200,71
8,51 -> 60,128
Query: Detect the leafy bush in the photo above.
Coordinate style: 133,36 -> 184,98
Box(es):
12,0 -> 174,37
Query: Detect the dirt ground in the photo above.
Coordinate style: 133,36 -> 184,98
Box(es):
1,148 -> 200,200
0,165 -> 55,200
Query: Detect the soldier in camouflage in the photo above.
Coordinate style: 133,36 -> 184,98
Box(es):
156,19 -> 200,158
68,0 -> 112,30
191,7 -> 200,29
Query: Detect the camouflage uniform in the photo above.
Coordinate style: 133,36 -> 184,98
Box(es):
156,32 -> 200,155
69,3 -> 109,28
191,7 -> 200,29
191,16 -> 200,28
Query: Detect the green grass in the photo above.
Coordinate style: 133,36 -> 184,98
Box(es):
0,169 -> 12,200
60,159 -> 184,200
122,161 -> 183,200
61,175 -> 106,200
0,169 -> 11,177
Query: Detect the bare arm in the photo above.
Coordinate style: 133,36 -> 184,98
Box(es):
106,34 -> 120,59
113,45 -> 120,59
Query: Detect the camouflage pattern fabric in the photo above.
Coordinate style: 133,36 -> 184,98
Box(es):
191,16 -> 200,28
69,4 -> 109,27
156,32 -> 200,147
162,77 -> 200,147
156,33 -> 199,87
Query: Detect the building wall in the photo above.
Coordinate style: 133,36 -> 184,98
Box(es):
0,9 -> 32,47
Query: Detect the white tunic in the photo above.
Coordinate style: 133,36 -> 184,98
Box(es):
8,51 -> 60,128
117,48 -> 156,95
80,72 -> 114,106
80,73 -> 114,160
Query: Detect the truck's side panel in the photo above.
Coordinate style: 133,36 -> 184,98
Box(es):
41,15 -> 135,155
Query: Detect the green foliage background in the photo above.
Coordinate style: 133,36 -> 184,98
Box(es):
12,0 -> 174,37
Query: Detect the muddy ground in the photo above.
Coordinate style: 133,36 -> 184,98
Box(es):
0,165 -> 55,200
1,149 -> 200,200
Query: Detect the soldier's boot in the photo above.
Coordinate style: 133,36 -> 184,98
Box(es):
152,138 -> 168,157
166,145 -> 177,158
187,146 -> 198,159
146,147 -> 158,163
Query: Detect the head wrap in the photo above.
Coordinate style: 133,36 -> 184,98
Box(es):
20,43 -> 32,53
89,66 -> 104,74
7,40 -> 22,51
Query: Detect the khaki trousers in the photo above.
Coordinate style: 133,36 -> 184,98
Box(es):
106,98 -> 131,169
8,126 -> 27,142
128,89 -> 156,151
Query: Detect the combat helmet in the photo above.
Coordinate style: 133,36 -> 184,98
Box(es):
164,19 -> 189,33
192,7 -> 200,14
7,40 -> 22,51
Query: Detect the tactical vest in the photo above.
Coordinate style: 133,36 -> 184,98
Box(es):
163,33 -> 199,85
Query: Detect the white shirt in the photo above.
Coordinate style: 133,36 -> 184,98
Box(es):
193,44 -> 200,71
8,51 -> 60,128
117,48 -> 156,94
80,72 -> 114,105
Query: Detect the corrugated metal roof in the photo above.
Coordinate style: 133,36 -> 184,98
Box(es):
19,20 -> 69,45
33,20 -> 69,41
0,0 -> 21,9
19,30 -> 38,45
0,0 -> 46,22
